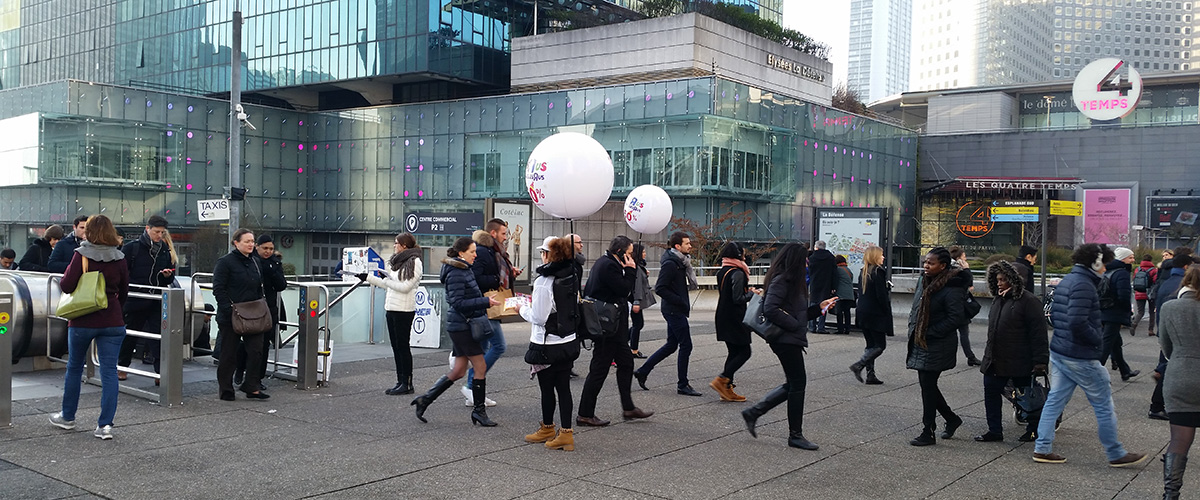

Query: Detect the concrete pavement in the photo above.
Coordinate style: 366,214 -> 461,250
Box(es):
0,313 -> 1184,499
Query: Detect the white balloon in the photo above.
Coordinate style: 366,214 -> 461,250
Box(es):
624,184 -> 673,234
525,132 -> 614,220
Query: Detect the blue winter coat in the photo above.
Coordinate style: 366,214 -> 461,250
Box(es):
47,233 -> 82,273
1048,264 -> 1104,360
1099,259 -> 1133,325
440,257 -> 491,333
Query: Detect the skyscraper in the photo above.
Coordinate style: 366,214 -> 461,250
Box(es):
910,0 -> 1055,92
847,0 -> 913,103
1053,0 -> 1195,79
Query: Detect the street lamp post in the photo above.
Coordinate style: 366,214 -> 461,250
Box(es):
1043,95 -> 1055,128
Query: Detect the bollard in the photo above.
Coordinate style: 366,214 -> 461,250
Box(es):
0,292 -> 12,427
158,289 -> 185,407
296,285 -> 320,390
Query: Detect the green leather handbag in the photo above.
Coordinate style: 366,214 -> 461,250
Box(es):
56,257 -> 108,320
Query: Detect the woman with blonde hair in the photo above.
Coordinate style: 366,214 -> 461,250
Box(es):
850,246 -> 891,384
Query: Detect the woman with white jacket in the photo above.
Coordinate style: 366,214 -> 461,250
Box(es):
365,233 -> 423,395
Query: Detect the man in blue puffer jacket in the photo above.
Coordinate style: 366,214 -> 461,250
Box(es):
1033,243 -> 1148,468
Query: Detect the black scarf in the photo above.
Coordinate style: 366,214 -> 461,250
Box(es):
390,248 -> 423,281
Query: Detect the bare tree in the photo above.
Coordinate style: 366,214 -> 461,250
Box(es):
661,203 -> 779,272
831,82 -> 872,116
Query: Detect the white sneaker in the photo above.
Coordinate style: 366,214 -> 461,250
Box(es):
460,384 -> 497,407
93,425 -> 113,440
49,412 -> 75,430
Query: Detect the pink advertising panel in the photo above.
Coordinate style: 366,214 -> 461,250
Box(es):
1083,189 -> 1131,245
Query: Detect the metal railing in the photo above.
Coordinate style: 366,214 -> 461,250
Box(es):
44,277 -> 185,407
0,292 -> 12,427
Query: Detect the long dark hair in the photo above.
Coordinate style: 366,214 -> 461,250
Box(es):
632,243 -> 647,267
763,242 -> 808,302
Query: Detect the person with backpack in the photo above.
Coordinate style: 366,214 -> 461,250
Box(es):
1131,254 -> 1158,336
1100,247 -> 1139,382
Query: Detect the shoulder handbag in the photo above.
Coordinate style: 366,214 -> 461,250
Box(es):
57,257 -> 108,320
576,297 -> 604,340
589,297 -> 620,338
468,315 -> 493,342
964,293 -> 983,321
1005,375 -> 1048,415
742,293 -> 784,343
231,259 -> 272,335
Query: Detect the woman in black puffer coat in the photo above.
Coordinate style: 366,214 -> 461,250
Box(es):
411,236 -> 500,426
974,261 -> 1049,443
907,247 -> 968,447
740,243 -> 838,451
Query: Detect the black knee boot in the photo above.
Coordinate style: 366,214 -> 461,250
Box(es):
741,385 -> 788,438
1164,453 -> 1188,500
471,378 -> 497,427
411,375 -> 453,423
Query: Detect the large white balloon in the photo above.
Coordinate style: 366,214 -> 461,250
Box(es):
525,132 -> 614,220
624,184 -> 673,234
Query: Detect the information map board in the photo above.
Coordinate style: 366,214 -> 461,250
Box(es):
815,208 -> 889,283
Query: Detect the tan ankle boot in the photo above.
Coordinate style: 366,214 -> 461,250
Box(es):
710,376 -> 746,402
525,423 -> 556,443
545,428 -> 575,451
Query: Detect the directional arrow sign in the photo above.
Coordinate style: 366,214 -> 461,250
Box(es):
992,207 -> 1040,215
197,199 -> 230,221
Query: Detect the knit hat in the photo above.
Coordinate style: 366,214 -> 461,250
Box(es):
536,236 -> 556,253
1113,247 -> 1134,262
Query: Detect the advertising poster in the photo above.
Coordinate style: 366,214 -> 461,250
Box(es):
1147,196 -> 1200,237
1083,189 -> 1131,245
816,209 -> 886,283
493,201 -> 532,284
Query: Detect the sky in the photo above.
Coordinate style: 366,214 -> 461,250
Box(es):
781,3 -> 851,85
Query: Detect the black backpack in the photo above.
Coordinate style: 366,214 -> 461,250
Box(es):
1097,269 -> 1119,309
1132,267 -> 1151,293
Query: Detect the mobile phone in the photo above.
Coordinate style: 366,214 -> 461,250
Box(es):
161,268 -> 175,274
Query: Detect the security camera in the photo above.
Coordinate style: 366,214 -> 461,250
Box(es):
235,104 -> 257,130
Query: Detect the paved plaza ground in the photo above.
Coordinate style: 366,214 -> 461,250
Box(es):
0,312 -> 1186,499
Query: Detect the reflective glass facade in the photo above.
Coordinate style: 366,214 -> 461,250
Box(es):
0,76 -> 918,246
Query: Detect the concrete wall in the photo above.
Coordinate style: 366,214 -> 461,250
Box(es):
926,92 -> 1018,134
512,13 -> 833,104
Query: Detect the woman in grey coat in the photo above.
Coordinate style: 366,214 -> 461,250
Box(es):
629,243 -> 654,358
1157,263 -> 1200,499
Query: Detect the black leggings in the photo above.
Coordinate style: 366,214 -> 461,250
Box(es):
917,370 -> 956,431
386,311 -> 415,381
537,364 -> 573,429
629,310 -> 644,351
721,343 -> 752,381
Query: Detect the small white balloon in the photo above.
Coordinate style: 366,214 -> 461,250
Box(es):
525,132 -> 615,220
624,184 -> 673,234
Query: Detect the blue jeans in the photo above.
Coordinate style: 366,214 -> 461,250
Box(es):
637,312 -> 693,389
808,303 -> 828,333
61,326 -> 126,427
1035,352 -> 1128,461
466,319 -> 506,388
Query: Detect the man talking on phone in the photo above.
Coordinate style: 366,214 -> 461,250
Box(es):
118,215 -> 176,378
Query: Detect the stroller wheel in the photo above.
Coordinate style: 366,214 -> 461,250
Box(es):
1015,409 -> 1028,425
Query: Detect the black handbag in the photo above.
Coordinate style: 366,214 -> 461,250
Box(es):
964,293 -> 983,321
577,297 -> 619,339
524,338 -> 581,365
1005,375 -> 1049,414
468,315 -> 493,342
742,294 -> 784,343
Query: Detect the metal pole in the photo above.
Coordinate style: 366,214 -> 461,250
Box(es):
158,289 -> 185,407
229,6 -> 243,237
0,292 -> 12,428
1040,188 -> 1048,295
368,285 -> 376,344
296,285 -> 321,389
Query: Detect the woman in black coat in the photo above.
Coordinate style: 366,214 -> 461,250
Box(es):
975,261 -> 1049,443
851,245 -> 892,384
412,236 -> 500,426
906,247 -> 968,446
740,243 -> 837,450
712,241 -> 759,402
213,229 -> 270,401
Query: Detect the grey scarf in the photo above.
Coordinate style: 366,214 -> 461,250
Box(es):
75,241 -> 125,262
670,248 -> 699,291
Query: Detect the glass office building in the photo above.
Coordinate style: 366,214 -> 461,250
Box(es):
0,1 -> 918,273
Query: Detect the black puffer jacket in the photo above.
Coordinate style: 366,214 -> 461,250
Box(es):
763,274 -> 822,347
980,262 -> 1049,377
440,257 -> 490,333
906,271 -> 969,371
1099,259 -> 1132,325
715,265 -> 754,344
212,250 -> 266,329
